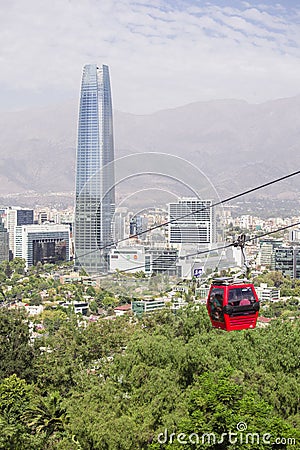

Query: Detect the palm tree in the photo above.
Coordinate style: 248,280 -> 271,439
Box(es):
24,391 -> 68,440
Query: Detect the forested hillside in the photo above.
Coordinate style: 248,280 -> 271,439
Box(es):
0,303 -> 299,449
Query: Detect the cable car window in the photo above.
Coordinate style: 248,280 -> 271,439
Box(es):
228,288 -> 242,306
228,287 -> 255,306
240,287 -> 256,305
228,286 -> 256,316
209,288 -> 224,322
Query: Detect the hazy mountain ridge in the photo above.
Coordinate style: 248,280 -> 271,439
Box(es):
1,96 -> 300,202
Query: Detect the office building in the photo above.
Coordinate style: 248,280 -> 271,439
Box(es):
274,246 -> 300,279
257,238 -> 283,270
289,228 -> 300,242
130,215 -> 149,240
38,211 -> 48,224
258,243 -> 274,268
4,208 -> 34,257
147,248 -> 178,276
15,224 -> 70,268
74,64 -> 115,274
109,246 -> 178,276
113,208 -> 128,243
109,247 -> 147,274
168,198 -> 215,245
0,218 -> 9,263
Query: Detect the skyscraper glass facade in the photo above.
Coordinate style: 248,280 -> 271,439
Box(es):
75,64 -> 115,274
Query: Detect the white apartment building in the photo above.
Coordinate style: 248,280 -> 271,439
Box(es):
168,198 -> 216,245
4,207 -> 34,256
255,283 -> 280,302
109,247 -> 147,274
258,243 -> 274,268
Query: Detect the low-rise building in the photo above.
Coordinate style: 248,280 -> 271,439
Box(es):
257,316 -> 272,328
109,247 -> 147,274
24,304 -> 44,316
131,299 -> 167,316
255,283 -> 280,302
170,299 -> 188,311
114,304 -> 131,316
60,274 -> 82,284
59,301 -> 89,315
109,246 -> 178,276
195,286 -> 210,302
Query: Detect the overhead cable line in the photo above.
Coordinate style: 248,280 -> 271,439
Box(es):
83,220 -> 300,278
181,220 -> 300,260
120,220 -> 300,274
74,168 -> 300,262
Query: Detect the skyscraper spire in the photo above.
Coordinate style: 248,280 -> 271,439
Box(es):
74,64 -> 115,274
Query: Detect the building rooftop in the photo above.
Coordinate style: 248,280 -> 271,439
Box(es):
114,304 -> 131,311
258,316 -> 272,323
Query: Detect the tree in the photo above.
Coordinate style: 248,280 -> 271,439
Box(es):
30,293 -> 42,306
134,271 -> 146,278
35,261 -> 43,275
3,262 -> 13,279
0,309 -> 35,381
0,375 -> 45,450
89,300 -> 98,314
0,375 -> 32,422
164,370 -> 300,449
85,286 -> 96,297
41,309 -> 69,334
102,294 -> 119,309
0,277 -> 299,449
25,391 -> 68,439
10,258 -> 26,275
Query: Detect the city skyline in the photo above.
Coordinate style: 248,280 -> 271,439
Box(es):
1,1 -> 300,114
74,64 -> 115,274
0,2 -> 299,441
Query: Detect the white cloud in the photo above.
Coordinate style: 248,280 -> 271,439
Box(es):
0,0 -> 300,113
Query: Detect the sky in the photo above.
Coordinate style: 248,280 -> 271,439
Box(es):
1,0 -> 300,114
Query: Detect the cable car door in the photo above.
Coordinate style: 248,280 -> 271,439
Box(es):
207,286 -> 226,330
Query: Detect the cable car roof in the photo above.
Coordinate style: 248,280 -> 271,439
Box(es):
211,277 -> 250,285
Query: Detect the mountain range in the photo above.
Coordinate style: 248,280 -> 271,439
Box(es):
1,95 -> 300,206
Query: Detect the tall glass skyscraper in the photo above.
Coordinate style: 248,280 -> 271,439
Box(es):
74,64 -> 115,274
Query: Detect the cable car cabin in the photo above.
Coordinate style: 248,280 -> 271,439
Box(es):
207,277 -> 260,331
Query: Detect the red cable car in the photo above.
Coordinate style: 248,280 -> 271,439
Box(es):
206,277 -> 260,331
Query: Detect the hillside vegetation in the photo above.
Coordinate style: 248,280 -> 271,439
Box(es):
0,299 -> 299,449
